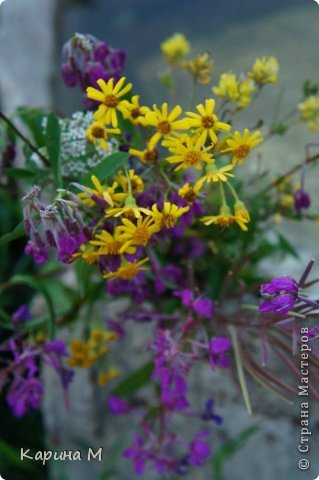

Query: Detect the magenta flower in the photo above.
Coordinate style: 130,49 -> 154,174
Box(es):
108,396 -> 130,415
12,305 -> 32,325
174,289 -> 214,319
189,431 -> 212,466
209,337 -> 232,370
260,276 -> 298,315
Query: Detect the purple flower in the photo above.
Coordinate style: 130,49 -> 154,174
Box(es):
7,377 -> 43,417
60,62 -> 78,87
25,241 -> 48,265
294,189 -> 311,213
260,276 -> 298,315
259,294 -> 296,314
209,337 -> 232,370
174,289 -> 214,319
189,432 -> 211,466
123,435 -> 147,475
12,305 -> 32,325
201,399 -> 223,425
108,395 -> 130,415
57,233 -> 85,263
43,340 -> 74,390
261,276 -> 298,296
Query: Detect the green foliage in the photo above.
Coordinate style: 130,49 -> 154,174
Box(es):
212,426 -> 258,480
112,362 -> 154,397
82,151 -> 129,184
46,112 -> 62,187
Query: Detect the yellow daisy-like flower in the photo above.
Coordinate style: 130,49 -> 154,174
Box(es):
105,195 -> 151,219
163,135 -> 214,171
98,368 -> 120,386
129,143 -> 159,165
201,204 -> 249,231
120,95 -> 150,125
195,164 -> 234,188
185,99 -> 231,144
297,96 -> 319,132
248,57 -> 279,85
116,169 -> 144,194
76,175 -> 114,207
178,182 -> 203,204
86,121 -> 121,151
90,229 -> 136,256
117,216 -> 160,253
161,33 -> 190,64
212,73 -> 255,109
104,258 -> 149,281
222,129 -> 263,166
150,202 -> 190,229
140,103 -> 191,148
72,244 -> 98,264
87,77 -> 132,127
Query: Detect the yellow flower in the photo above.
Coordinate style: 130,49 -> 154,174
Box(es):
185,99 -> 231,144
105,194 -> 151,219
161,33 -> 190,63
90,229 -> 136,255
298,96 -> 319,132
248,57 -> 279,85
86,121 -> 121,150
120,95 -> 150,125
164,135 -> 214,171
129,144 -> 159,165
87,77 -> 132,127
178,182 -> 202,204
117,216 -> 160,253
72,243 -> 99,264
279,194 -> 294,209
98,369 -> 120,386
201,204 -> 249,231
195,164 -> 234,188
222,129 -> 263,166
116,169 -> 144,194
180,52 -> 213,84
77,175 -> 114,207
104,258 -> 149,280
140,103 -> 191,148
213,73 -> 255,108
150,202 -> 190,229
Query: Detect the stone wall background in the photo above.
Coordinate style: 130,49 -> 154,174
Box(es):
1,0 -> 319,479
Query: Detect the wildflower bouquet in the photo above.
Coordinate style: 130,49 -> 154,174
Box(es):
1,32 -> 319,478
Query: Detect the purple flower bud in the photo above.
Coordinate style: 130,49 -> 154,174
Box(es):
12,305 -> 32,325
209,337 -> 232,370
294,189 -> 311,213
261,276 -> 298,296
94,42 -> 110,62
60,62 -> 78,87
259,294 -> 296,314
107,395 -> 130,415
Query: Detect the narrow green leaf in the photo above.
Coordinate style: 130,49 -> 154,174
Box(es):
0,221 -> 25,246
228,325 -> 252,415
4,167 -> 38,179
112,362 -> 153,397
277,233 -> 299,259
46,112 -> 61,187
213,426 -> 258,480
82,151 -> 128,183
0,438 -> 37,472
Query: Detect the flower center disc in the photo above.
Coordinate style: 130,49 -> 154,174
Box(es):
202,115 -> 215,128
161,214 -> 177,229
132,227 -> 150,245
108,241 -> 122,255
157,121 -> 171,135
119,264 -> 138,280
235,144 -> 250,159
91,126 -> 105,139
104,94 -> 119,108
184,151 -> 202,166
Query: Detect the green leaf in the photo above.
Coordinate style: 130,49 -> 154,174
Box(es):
16,107 -> 47,147
3,167 -> 38,179
112,362 -> 153,397
46,112 -> 61,187
0,221 -> 25,246
213,427 -> 258,480
0,438 -> 37,473
277,233 -> 299,259
82,151 -> 128,183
